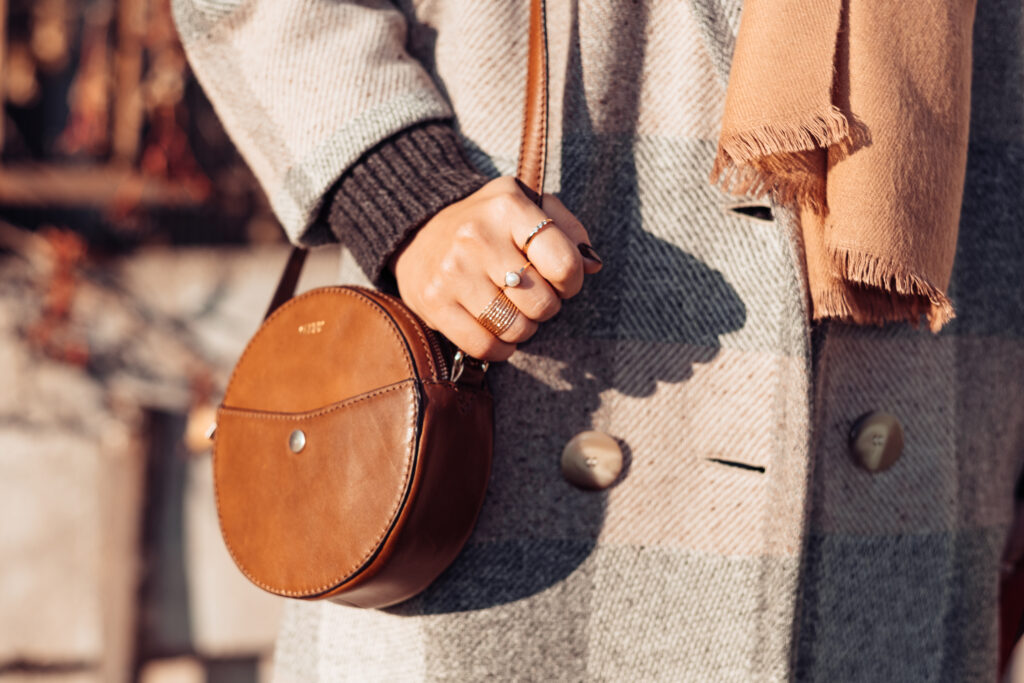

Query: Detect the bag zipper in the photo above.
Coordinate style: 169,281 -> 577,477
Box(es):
425,328 -> 449,381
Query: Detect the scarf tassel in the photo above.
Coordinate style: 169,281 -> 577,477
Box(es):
818,245 -> 956,333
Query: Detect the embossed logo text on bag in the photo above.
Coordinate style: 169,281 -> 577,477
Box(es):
298,320 -> 325,335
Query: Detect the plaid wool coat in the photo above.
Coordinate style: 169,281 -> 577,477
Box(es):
173,0 -> 1024,679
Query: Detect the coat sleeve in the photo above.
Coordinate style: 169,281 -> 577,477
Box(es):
171,0 -> 464,246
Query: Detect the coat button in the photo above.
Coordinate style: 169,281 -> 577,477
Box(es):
561,430 -> 623,490
849,411 -> 904,472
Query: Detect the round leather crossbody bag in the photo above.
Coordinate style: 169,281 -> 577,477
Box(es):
213,285 -> 493,608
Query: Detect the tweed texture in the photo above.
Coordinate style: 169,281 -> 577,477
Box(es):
170,0 -> 455,243
173,0 -> 1023,680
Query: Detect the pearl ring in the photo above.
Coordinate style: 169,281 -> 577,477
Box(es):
504,262 -> 533,288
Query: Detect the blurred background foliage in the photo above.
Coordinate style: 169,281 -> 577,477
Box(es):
0,0 -> 280,248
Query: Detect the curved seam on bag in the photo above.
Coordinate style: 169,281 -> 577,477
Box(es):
387,303 -> 437,380
218,379 -> 415,420
213,381 -> 419,596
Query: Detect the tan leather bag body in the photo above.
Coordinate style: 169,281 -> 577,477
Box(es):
215,286 -> 493,608
212,0 -> 549,608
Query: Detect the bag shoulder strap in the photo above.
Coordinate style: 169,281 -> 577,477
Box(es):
265,0 -> 549,320
515,0 -> 549,207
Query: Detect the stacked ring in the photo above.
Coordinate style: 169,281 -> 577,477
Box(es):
476,218 -> 553,338
476,290 -> 519,337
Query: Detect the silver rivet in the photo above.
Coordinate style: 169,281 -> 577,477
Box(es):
289,429 -> 306,453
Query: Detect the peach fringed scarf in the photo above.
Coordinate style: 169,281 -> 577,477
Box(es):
712,0 -> 978,332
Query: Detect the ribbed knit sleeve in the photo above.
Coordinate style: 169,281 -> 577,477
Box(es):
326,122 -> 491,287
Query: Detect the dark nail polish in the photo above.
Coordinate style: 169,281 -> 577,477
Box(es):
578,243 -> 603,265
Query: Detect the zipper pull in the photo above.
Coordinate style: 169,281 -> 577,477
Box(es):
450,349 -> 489,386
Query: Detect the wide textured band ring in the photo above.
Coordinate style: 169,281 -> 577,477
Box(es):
504,261 -> 533,288
476,290 -> 520,337
522,218 -> 555,251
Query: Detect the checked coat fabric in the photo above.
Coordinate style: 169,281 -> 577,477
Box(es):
172,0 -> 1024,680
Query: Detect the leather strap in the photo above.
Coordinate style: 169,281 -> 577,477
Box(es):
263,246 -> 307,320
266,0 -> 549,318
514,0 -> 548,207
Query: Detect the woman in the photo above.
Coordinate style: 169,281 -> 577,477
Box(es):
173,0 -> 1023,679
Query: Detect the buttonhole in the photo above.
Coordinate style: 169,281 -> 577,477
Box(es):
724,202 -> 774,223
706,457 -> 766,473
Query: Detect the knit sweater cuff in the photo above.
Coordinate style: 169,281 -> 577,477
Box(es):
325,122 -> 490,287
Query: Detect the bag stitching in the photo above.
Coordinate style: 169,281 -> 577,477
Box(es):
218,380 -> 414,421
221,286 -> 415,403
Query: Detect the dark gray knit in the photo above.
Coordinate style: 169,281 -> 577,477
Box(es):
325,122 -> 490,287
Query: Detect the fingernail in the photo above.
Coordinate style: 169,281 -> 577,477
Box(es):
578,243 -> 603,265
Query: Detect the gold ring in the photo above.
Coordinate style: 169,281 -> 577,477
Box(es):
523,218 -> 555,251
476,290 -> 519,337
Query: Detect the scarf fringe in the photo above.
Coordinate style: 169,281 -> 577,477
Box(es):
715,106 -> 851,163
710,154 -> 827,213
711,108 -> 957,333
814,245 -> 956,332
710,107 -> 851,213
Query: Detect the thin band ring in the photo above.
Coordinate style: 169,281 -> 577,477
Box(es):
476,290 -> 520,337
522,218 -> 555,252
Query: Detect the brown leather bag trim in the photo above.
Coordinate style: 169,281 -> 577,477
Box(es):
214,379 -> 424,596
301,375 -> 428,599
316,380 -> 493,608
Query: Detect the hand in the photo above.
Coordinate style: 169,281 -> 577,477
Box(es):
390,176 -> 602,362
